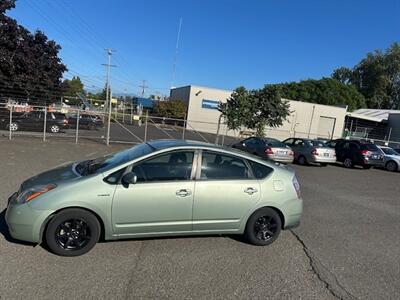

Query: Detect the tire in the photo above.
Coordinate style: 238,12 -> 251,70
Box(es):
298,155 -> 307,165
49,124 -> 60,133
45,208 -> 100,256
87,123 -> 95,130
320,163 -> 328,167
363,165 -> 372,170
7,122 -> 19,131
386,161 -> 398,172
343,158 -> 353,168
244,207 -> 282,246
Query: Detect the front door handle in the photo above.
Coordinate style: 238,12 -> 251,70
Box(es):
244,187 -> 258,195
176,189 -> 192,197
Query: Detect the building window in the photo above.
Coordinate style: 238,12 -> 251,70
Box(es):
201,99 -> 220,110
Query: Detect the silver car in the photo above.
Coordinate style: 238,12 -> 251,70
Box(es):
377,146 -> 400,172
283,138 -> 336,166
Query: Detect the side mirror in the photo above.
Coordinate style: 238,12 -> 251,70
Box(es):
122,172 -> 137,186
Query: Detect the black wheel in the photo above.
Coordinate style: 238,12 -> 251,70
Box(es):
363,165 -> 372,170
386,161 -> 398,172
320,163 -> 328,167
245,207 -> 282,246
298,155 -> 307,165
343,158 -> 353,168
49,124 -> 60,133
7,122 -> 19,131
87,123 -> 95,130
45,208 -> 100,256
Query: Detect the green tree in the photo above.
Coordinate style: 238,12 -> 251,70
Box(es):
0,0 -> 67,105
155,100 -> 187,119
61,76 -> 85,97
219,86 -> 290,137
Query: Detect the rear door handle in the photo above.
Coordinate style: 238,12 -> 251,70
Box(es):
244,187 -> 258,195
176,189 -> 192,197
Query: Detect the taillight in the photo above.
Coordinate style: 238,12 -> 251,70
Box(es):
311,148 -> 318,155
289,150 -> 294,156
292,176 -> 301,199
265,147 -> 274,155
64,119 -> 68,124
361,150 -> 370,156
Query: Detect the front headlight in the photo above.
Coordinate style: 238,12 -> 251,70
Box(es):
16,184 -> 57,204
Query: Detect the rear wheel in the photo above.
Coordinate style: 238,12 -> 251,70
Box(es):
49,124 -> 60,133
245,208 -> 281,246
386,161 -> 398,172
45,208 -> 100,256
298,155 -> 307,165
343,158 -> 353,168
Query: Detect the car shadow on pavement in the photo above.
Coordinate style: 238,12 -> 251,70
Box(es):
0,208 -> 36,246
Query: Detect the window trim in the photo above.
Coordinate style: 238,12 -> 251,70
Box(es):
196,149 -> 256,181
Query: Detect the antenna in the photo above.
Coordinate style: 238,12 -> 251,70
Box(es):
171,17 -> 182,89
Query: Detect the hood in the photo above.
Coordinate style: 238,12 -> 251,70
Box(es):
20,163 -> 80,191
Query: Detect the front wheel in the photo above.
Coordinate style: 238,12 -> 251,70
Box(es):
45,208 -> 100,256
385,161 -> 397,172
244,208 -> 282,246
7,122 -> 19,131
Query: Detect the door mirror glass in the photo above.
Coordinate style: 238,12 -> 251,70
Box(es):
122,172 -> 137,185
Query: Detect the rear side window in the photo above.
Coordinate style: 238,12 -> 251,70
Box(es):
248,161 -> 273,179
201,151 -> 250,180
265,139 -> 286,147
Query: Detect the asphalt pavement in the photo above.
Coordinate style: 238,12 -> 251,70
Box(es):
0,137 -> 399,299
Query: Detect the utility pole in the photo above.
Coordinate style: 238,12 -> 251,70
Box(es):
102,48 -> 116,146
139,80 -> 148,97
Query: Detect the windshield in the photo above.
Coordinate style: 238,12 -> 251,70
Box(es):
381,147 -> 399,155
75,143 -> 154,175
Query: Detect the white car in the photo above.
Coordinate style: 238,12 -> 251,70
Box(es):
377,146 -> 400,172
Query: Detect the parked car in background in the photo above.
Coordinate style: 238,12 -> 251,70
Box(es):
377,146 -> 400,172
393,148 -> 400,154
6,139 -> 303,256
282,138 -> 336,166
0,111 -> 68,133
331,139 -> 383,169
68,113 -> 103,130
232,137 -> 294,163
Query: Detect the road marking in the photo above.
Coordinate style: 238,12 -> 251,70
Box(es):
86,151 -> 98,157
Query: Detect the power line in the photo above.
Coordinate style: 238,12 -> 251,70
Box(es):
139,80 -> 149,97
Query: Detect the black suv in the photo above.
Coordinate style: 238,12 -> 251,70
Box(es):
0,111 -> 69,133
326,139 -> 383,169
68,113 -> 103,130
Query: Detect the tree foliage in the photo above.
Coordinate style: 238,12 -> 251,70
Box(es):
61,76 -> 84,97
155,100 -> 187,119
332,42 -> 400,109
0,0 -> 67,105
219,86 -> 290,137
267,78 -> 366,111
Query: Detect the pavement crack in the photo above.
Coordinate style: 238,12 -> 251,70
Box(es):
290,230 -> 358,300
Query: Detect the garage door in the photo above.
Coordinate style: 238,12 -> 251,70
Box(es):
317,116 -> 335,139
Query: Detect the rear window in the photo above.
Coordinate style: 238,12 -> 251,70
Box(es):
361,144 -> 379,151
309,140 -> 325,147
248,160 -> 273,179
264,139 -> 286,148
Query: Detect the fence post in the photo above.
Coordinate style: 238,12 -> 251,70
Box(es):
75,109 -> 80,144
130,103 -> 133,125
182,113 -> 186,140
144,110 -> 148,142
43,108 -> 47,142
8,105 -> 12,140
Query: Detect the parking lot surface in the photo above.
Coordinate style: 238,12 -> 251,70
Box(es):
0,137 -> 399,299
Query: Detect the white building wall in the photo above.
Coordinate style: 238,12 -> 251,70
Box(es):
170,85 -> 347,140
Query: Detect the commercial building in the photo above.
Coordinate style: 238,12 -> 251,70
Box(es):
170,85 -> 347,140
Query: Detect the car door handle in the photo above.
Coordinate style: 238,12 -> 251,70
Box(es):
244,187 -> 258,195
176,189 -> 192,197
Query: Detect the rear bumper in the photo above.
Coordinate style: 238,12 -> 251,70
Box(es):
311,156 -> 336,163
271,156 -> 294,164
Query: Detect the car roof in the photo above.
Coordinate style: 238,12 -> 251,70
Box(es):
147,139 -> 225,151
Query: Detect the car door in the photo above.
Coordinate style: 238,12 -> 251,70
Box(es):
23,111 -> 42,131
111,150 -> 196,235
192,150 -> 260,232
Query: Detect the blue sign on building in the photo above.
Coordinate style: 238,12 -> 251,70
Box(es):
202,99 -> 220,110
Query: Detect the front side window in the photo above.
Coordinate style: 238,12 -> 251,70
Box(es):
294,139 -> 304,146
132,151 -> 194,182
200,151 -> 250,180
283,138 -> 294,145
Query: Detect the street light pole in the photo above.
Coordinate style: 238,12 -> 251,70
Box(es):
102,49 -> 116,146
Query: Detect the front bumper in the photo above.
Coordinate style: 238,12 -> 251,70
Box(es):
5,194 -> 53,243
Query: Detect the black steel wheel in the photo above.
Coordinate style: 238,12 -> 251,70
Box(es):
343,158 -> 353,168
45,208 -> 100,256
245,207 -> 282,246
